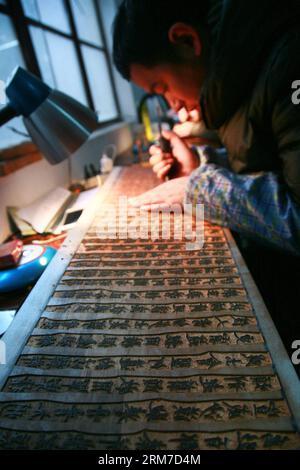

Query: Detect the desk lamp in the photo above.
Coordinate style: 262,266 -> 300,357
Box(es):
0,67 -> 100,164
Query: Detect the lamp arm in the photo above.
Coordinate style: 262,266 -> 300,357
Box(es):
0,104 -> 20,126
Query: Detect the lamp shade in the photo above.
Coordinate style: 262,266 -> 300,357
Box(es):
3,67 -> 100,164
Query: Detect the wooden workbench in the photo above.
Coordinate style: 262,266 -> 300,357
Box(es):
0,165 -> 300,450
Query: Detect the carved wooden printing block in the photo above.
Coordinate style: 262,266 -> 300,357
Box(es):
0,166 -> 299,450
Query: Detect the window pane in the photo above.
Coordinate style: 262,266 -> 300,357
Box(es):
70,0 -> 102,46
99,0 -> 115,50
81,45 -> 117,121
21,0 -> 71,34
0,13 -> 28,149
30,28 -> 88,105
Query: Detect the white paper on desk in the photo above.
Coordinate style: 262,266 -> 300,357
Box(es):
18,187 -> 72,234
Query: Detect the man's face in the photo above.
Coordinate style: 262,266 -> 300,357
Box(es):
130,61 -> 204,113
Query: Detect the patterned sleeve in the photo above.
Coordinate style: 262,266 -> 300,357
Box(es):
184,146 -> 300,256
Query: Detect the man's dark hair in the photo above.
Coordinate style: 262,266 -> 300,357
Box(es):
113,0 -> 210,80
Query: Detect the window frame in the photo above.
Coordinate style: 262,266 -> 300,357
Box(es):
0,0 -> 121,127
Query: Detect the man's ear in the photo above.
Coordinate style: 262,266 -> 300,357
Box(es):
168,23 -> 202,57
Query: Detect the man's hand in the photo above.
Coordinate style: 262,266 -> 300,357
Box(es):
149,130 -> 199,181
173,107 -> 204,138
128,176 -> 189,210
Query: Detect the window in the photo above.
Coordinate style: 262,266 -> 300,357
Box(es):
0,0 -> 120,150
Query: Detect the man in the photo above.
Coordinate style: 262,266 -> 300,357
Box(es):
113,0 -> 300,255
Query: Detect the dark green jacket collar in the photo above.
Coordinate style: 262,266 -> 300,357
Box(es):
201,0 -> 300,129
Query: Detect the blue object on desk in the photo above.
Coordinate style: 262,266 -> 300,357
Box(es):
0,244 -> 56,294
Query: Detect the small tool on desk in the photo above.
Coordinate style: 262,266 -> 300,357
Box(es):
156,100 -> 177,180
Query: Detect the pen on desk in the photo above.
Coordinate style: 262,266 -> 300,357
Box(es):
156,104 -> 171,153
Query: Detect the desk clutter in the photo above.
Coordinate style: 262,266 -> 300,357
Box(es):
0,167 -> 299,449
